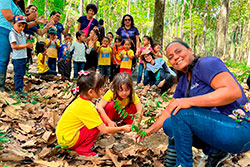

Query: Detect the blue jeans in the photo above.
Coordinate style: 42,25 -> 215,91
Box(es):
0,27 -> 12,72
137,63 -> 148,84
48,58 -> 57,71
163,107 -> 250,167
73,61 -> 85,78
12,58 -> 27,92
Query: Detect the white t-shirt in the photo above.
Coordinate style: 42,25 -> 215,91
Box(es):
69,41 -> 86,62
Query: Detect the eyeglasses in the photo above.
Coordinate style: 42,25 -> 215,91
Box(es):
125,19 -> 131,21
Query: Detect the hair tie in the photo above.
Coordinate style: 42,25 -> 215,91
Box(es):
78,70 -> 90,76
72,86 -> 79,94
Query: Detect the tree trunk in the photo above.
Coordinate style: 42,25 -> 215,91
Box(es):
27,0 -> 34,6
189,0 -> 194,48
44,0 -> 48,18
126,0 -> 131,14
64,0 -> 73,26
152,0 -> 165,46
216,0 -> 229,58
180,0 -> 186,39
80,0 -> 83,16
201,0 -> 208,56
174,0 -> 178,37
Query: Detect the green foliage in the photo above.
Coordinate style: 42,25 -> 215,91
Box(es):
225,59 -> 250,83
55,136 -> 71,154
0,130 -> 10,149
6,86 -> 46,105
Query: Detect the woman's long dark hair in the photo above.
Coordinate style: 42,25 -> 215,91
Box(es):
13,0 -> 25,13
121,14 -> 135,27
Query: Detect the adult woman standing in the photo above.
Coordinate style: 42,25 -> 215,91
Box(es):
0,0 -> 37,91
116,14 -> 140,55
139,40 -> 250,167
77,4 -> 99,36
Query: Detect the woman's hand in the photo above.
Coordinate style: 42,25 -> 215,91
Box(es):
167,98 -> 192,115
36,16 -> 47,24
135,129 -> 150,142
122,125 -> 132,132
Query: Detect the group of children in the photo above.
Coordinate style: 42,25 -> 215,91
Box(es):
8,14 -> 177,159
10,13 -> 171,96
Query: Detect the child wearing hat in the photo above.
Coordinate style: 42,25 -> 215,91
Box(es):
45,26 -> 60,72
141,49 -> 176,94
9,15 -> 33,94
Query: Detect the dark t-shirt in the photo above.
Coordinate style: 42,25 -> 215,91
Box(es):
24,23 -> 40,36
99,26 -> 105,41
174,57 -> 249,116
116,26 -> 139,50
77,16 -> 98,35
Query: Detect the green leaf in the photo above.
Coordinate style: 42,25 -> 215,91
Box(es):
123,112 -> 128,119
31,100 -> 38,105
139,130 -> 146,138
118,107 -> 123,115
120,110 -> 125,117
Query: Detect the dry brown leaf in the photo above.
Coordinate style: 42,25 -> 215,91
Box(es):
12,132 -> 29,141
34,159 -> 64,167
0,153 -> 25,161
7,144 -> 34,158
121,146 -> 138,157
48,111 -> 60,129
153,158 -> 164,167
23,103 -> 36,113
38,147 -> 52,158
48,98 -> 57,104
42,131 -> 52,143
19,123 -> 33,133
0,122 -> 10,132
21,138 -> 37,147
105,148 -> 121,167
3,105 -> 22,119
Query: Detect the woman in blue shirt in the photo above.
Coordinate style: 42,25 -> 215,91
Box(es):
0,0 -> 37,92
116,14 -> 140,55
77,4 -> 99,36
139,40 -> 250,167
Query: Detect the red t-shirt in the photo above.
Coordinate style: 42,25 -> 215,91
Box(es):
112,45 -> 125,65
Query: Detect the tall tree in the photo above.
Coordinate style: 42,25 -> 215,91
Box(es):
216,0 -> 230,58
180,0 -> 186,39
80,0 -> 83,16
45,0 -> 48,18
189,0 -> 194,48
152,0 -> 166,46
201,0 -> 208,56
126,0 -> 131,14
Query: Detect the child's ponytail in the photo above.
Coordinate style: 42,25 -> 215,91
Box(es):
143,35 -> 154,47
63,70 -> 104,112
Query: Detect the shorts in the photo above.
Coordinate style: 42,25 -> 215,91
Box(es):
98,65 -> 111,77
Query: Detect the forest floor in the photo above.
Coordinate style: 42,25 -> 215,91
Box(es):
0,58 -> 250,167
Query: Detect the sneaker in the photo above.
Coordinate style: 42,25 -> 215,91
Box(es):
165,147 -> 177,167
205,150 -> 231,167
